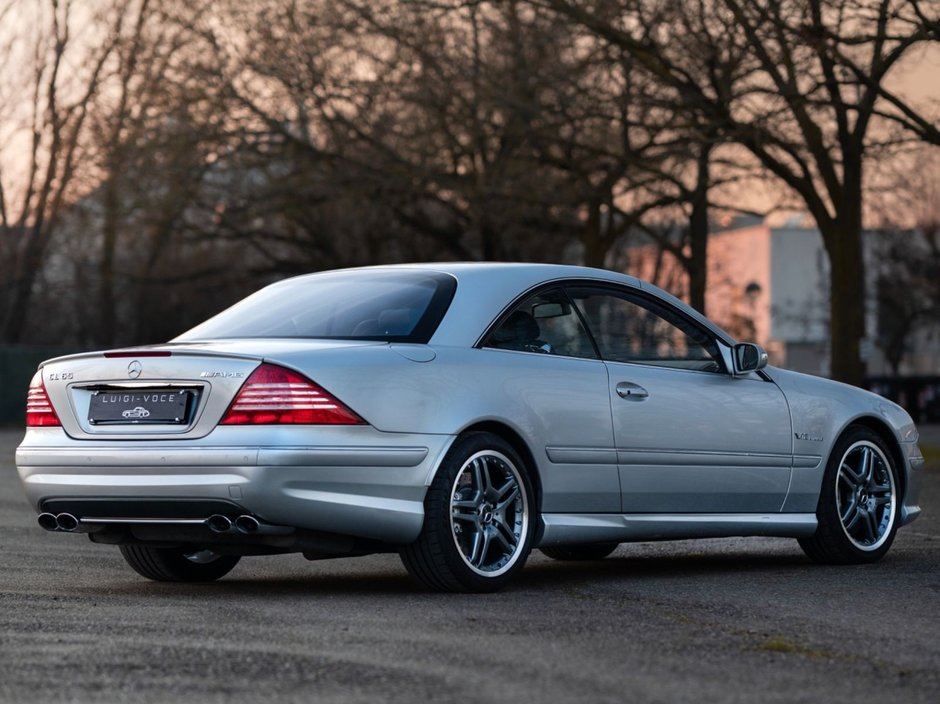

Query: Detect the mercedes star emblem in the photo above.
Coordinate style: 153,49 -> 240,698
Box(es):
127,360 -> 142,379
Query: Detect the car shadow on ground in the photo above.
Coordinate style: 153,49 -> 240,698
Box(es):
519,548 -> 925,590
58,547 -> 906,600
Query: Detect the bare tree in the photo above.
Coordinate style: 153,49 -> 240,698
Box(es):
0,0 -> 259,346
871,151 -> 940,374
89,0 -> 234,344
524,41 -> 692,271
200,1 -> 674,269
543,0 -> 940,385
0,0 -> 128,342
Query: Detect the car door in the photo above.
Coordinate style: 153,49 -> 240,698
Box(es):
481,287 -> 620,514
566,284 -> 793,514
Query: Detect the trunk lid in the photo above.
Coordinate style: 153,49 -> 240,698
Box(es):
38,340 -> 381,440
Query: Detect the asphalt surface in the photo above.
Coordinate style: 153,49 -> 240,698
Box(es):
0,427 -> 937,704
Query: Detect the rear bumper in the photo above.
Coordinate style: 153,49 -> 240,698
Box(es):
16,427 -> 454,544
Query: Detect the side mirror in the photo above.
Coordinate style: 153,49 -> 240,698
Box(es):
732,342 -> 768,375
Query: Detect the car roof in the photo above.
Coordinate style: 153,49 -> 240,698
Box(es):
276,262 -> 732,348
358,262 -> 733,347
287,261 -> 636,279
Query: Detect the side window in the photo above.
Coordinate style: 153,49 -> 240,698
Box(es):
567,287 -> 724,372
484,288 -> 598,360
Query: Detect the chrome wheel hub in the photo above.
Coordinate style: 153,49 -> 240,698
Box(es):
835,441 -> 896,551
450,450 -> 529,577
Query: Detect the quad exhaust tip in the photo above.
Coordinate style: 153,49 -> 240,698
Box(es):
37,512 -> 80,532
206,514 -> 234,533
234,515 -> 260,534
56,513 -> 80,532
38,511 -> 282,536
207,514 -> 261,533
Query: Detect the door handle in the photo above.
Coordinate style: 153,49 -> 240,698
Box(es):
615,381 -> 649,401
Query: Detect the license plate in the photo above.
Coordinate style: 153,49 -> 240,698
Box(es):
88,389 -> 192,425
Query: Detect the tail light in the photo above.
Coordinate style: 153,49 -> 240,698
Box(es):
220,363 -> 365,425
26,375 -> 61,427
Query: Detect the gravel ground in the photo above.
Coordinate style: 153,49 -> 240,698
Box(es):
0,427 -> 937,703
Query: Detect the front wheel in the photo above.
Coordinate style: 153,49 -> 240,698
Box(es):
119,545 -> 240,582
400,432 -> 536,592
798,426 -> 900,564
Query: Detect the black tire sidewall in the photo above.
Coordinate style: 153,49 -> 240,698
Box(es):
120,545 -> 240,582
815,427 -> 900,563
426,432 -> 537,592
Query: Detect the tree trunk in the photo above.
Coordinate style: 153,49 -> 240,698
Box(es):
98,175 -> 120,346
686,143 -> 711,315
1,222 -> 48,343
480,217 -> 502,261
1,275 -> 32,343
582,201 -> 607,269
823,221 -> 867,387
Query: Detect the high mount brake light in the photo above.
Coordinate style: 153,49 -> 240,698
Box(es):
103,351 -> 172,358
26,377 -> 61,427
220,363 -> 365,426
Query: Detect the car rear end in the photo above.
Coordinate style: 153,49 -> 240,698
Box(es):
16,342 -> 452,557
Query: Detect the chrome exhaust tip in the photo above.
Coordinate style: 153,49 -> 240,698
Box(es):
38,513 -> 59,531
56,513 -> 80,532
206,514 -> 234,533
234,515 -> 260,534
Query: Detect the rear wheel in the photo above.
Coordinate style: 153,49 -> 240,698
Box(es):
400,432 -> 536,592
119,545 -> 240,582
540,543 -> 619,561
798,426 -> 900,564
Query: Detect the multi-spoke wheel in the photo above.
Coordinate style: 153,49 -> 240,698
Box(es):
119,545 -> 240,582
400,432 -> 536,592
799,426 -> 900,564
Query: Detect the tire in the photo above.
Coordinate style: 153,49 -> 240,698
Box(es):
400,432 -> 536,592
540,543 -> 619,561
119,545 -> 240,582
798,426 -> 900,564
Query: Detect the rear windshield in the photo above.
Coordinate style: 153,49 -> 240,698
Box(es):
176,270 -> 457,343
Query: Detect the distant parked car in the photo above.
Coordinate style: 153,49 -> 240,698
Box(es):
16,264 -> 924,591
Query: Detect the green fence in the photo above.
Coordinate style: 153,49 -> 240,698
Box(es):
0,346 -> 86,424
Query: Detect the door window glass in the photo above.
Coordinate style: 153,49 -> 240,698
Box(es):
567,287 -> 723,372
484,288 -> 598,359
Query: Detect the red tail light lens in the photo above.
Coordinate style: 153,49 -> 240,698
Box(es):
26,376 -> 61,427
220,363 -> 365,425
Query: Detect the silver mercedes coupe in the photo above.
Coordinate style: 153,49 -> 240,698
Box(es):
16,264 -> 924,592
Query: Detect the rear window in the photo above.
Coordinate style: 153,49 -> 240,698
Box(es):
177,270 -> 457,343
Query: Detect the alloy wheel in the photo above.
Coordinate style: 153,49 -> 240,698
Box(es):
835,440 -> 897,551
449,450 -> 529,577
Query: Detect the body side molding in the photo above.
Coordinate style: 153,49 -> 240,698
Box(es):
538,512 -> 817,546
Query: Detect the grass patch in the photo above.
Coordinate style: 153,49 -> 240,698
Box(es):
755,636 -> 832,659
920,444 -> 940,466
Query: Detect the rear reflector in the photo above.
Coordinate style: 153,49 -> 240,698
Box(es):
26,376 -> 61,427
220,363 -> 365,425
